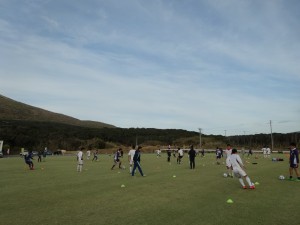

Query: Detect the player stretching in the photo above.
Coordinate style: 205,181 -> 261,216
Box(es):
225,144 -> 233,177
128,145 -> 136,174
229,149 -> 255,189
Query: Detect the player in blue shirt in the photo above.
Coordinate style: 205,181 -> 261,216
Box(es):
289,142 -> 300,181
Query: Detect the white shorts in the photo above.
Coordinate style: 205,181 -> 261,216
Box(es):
233,167 -> 246,178
226,157 -> 231,168
78,159 -> 83,165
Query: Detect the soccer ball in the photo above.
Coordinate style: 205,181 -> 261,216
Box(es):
223,173 -> 228,178
278,175 -> 285,180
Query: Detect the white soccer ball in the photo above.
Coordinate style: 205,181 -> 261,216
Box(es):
223,173 -> 228,178
278,175 -> 285,180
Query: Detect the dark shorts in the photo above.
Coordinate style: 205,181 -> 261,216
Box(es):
290,164 -> 298,168
115,159 -> 120,163
216,155 -> 221,159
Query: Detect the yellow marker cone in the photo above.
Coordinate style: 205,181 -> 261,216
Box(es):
227,199 -> 233,204
255,182 -> 259,185
121,184 -> 125,188
173,175 -> 176,178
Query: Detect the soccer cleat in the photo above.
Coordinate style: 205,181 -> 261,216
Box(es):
250,185 -> 255,189
242,186 -> 247,189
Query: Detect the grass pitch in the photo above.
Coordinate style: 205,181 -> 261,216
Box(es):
0,153 -> 299,225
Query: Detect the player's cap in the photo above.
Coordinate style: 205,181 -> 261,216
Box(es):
232,149 -> 237,154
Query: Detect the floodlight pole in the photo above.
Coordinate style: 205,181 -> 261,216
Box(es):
270,120 -> 274,152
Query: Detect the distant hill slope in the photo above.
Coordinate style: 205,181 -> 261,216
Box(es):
0,94 -> 115,128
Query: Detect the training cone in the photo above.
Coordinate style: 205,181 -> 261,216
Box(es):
227,199 -> 233,204
255,182 -> 259,185
121,184 -> 125,188
173,175 -> 176,178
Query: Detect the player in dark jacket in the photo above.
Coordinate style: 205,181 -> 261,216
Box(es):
188,145 -> 196,169
132,146 -> 145,177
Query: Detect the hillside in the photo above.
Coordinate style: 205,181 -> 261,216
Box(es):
0,94 -> 115,128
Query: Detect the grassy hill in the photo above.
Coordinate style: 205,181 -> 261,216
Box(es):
0,94 -> 115,129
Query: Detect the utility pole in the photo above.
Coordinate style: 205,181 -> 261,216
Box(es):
243,131 -> 246,146
198,128 -> 202,149
270,120 -> 274,152
224,130 -> 227,137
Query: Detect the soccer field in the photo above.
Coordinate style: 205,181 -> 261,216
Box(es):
0,153 -> 299,225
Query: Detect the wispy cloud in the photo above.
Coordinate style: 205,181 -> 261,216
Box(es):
0,0 -> 299,134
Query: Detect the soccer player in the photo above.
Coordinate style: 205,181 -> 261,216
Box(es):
24,150 -> 34,170
262,146 -> 267,158
132,146 -> 145,177
266,146 -> 271,158
167,149 -> 172,162
128,145 -> 136,174
86,150 -> 91,160
247,148 -> 253,157
289,142 -> 300,181
92,150 -> 98,161
77,148 -> 84,172
216,147 -> 222,165
111,148 -> 122,170
37,150 -> 42,162
229,149 -> 255,189
177,147 -> 184,164
156,149 -> 161,157
225,144 -> 233,177
188,145 -> 196,169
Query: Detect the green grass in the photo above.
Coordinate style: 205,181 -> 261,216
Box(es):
0,153 -> 299,225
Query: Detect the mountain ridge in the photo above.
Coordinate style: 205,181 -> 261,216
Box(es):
0,94 -> 115,129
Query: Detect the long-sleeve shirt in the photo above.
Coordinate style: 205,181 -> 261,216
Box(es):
229,154 -> 244,170
188,149 -> 196,159
133,150 -> 141,162
290,148 -> 299,164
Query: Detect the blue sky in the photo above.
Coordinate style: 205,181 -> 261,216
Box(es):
0,0 -> 299,135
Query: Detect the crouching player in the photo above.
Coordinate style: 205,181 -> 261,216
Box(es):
229,149 -> 255,189
25,150 -> 34,170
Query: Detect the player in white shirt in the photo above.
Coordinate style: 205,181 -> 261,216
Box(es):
77,148 -> 84,172
262,146 -> 267,158
156,149 -> 161,157
224,144 -> 233,177
266,146 -> 271,158
229,149 -> 255,189
128,145 -> 136,174
177,148 -> 184,164
86,150 -> 91,160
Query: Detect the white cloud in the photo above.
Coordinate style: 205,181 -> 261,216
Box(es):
0,0 -> 299,134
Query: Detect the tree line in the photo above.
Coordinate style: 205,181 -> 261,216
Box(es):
0,120 -> 298,153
